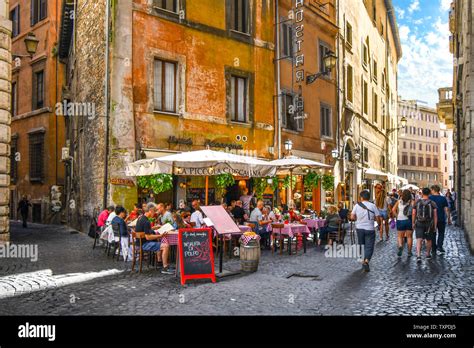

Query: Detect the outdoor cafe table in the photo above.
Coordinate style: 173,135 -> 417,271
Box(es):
266,223 -> 311,254
301,218 -> 326,230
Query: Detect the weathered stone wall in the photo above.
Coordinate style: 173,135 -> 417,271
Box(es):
0,0 -> 11,242
67,0 -> 107,232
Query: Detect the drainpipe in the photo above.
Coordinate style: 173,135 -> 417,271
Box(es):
103,0 -> 111,210
275,0 -> 282,159
336,0 -> 342,198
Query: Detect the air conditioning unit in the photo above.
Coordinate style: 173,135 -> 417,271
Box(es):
61,147 -> 70,161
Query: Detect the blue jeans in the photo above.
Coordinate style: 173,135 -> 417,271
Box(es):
319,226 -> 339,241
356,229 -> 376,261
433,222 -> 446,251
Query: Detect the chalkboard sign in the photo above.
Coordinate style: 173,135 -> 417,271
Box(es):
178,228 -> 216,285
186,188 -> 215,206
262,193 -> 273,207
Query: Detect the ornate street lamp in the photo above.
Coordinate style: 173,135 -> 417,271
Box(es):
306,51 -> 337,85
386,116 -> 408,135
13,32 -> 39,58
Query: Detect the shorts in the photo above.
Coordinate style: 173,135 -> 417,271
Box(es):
396,219 -> 412,231
415,222 -> 434,240
379,209 -> 388,220
142,241 -> 161,251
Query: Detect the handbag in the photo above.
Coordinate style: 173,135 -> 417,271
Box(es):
88,218 -> 98,239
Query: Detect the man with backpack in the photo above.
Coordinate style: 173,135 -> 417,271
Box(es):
412,187 -> 438,263
429,185 -> 451,254
350,190 -> 380,272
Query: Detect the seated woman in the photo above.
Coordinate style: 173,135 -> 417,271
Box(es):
318,205 -> 341,246
172,212 -> 189,230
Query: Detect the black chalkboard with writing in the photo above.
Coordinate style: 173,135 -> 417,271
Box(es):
178,228 -> 216,285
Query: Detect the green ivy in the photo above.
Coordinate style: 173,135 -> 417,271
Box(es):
252,178 -> 268,200
304,171 -> 322,190
215,173 -> 235,189
269,177 -> 279,192
215,173 -> 235,198
137,174 -> 173,194
322,174 -> 335,192
282,175 -> 297,190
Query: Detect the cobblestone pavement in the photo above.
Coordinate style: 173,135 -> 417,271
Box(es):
0,221 -> 473,315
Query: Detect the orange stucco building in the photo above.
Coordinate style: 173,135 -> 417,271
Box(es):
277,0 -> 338,211
9,0 -> 66,224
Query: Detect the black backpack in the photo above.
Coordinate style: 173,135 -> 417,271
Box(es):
402,201 -> 412,217
416,199 -> 433,223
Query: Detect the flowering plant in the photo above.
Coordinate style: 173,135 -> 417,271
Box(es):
273,207 -> 281,215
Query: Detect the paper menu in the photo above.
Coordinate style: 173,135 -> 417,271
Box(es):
157,223 -> 175,234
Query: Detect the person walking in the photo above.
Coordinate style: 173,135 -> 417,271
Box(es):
429,185 -> 450,254
17,195 -> 31,228
351,190 -> 380,272
413,188 -> 438,263
391,190 -> 414,257
375,183 -> 390,241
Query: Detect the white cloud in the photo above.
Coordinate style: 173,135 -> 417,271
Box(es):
440,0 -> 451,11
398,17 -> 453,107
399,25 -> 411,41
395,6 -> 405,19
408,0 -> 420,13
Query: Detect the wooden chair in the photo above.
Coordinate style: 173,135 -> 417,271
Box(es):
271,223 -> 285,255
131,232 -> 151,273
327,221 -> 342,245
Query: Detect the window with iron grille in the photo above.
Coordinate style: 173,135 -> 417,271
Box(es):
31,0 -> 47,26
230,75 -> 248,123
10,136 -> 18,184
10,6 -> 20,37
230,0 -> 249,34
29,131 -> 45,182
33,70 -> 44,110
281,23 -> 293,58
154,59 -> 177,113
155,0 -> 178,12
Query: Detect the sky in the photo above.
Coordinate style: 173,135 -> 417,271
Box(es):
394,0 -> 452,107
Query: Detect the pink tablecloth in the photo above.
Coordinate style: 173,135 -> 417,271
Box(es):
302,218 -> 326,229
161,233 -> 178,246
267,223 -> 311,238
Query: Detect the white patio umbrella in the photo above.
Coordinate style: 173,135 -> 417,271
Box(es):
268,156 -> 332,206
400,184 -> 420,191
126,149 -> 277,204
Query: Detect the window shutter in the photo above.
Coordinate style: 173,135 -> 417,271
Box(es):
31,0 -> 35,26
281,94 -> 288,128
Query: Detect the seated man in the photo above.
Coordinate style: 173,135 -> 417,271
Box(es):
135,202 -> 173,275
231,200 -> 247,224
190,200 -> 205,228
249,200 -> 272,248
318,205 -> 341,246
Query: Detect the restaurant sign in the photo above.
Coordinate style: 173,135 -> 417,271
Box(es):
110,178 -> 135,187
293,0 -> 305,122
175,166 -> 272,177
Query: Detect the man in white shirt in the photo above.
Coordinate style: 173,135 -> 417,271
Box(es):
351,190 -> 380,272
190,200 -> 205,228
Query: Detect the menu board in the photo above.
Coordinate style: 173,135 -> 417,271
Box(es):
262,193 -> 273,207
177,228 -> 216,285
186,188 -> 215,205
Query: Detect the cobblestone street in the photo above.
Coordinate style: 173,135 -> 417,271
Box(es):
0,221 -> 473,315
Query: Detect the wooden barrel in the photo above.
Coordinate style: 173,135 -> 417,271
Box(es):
240,239 -> 260,272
